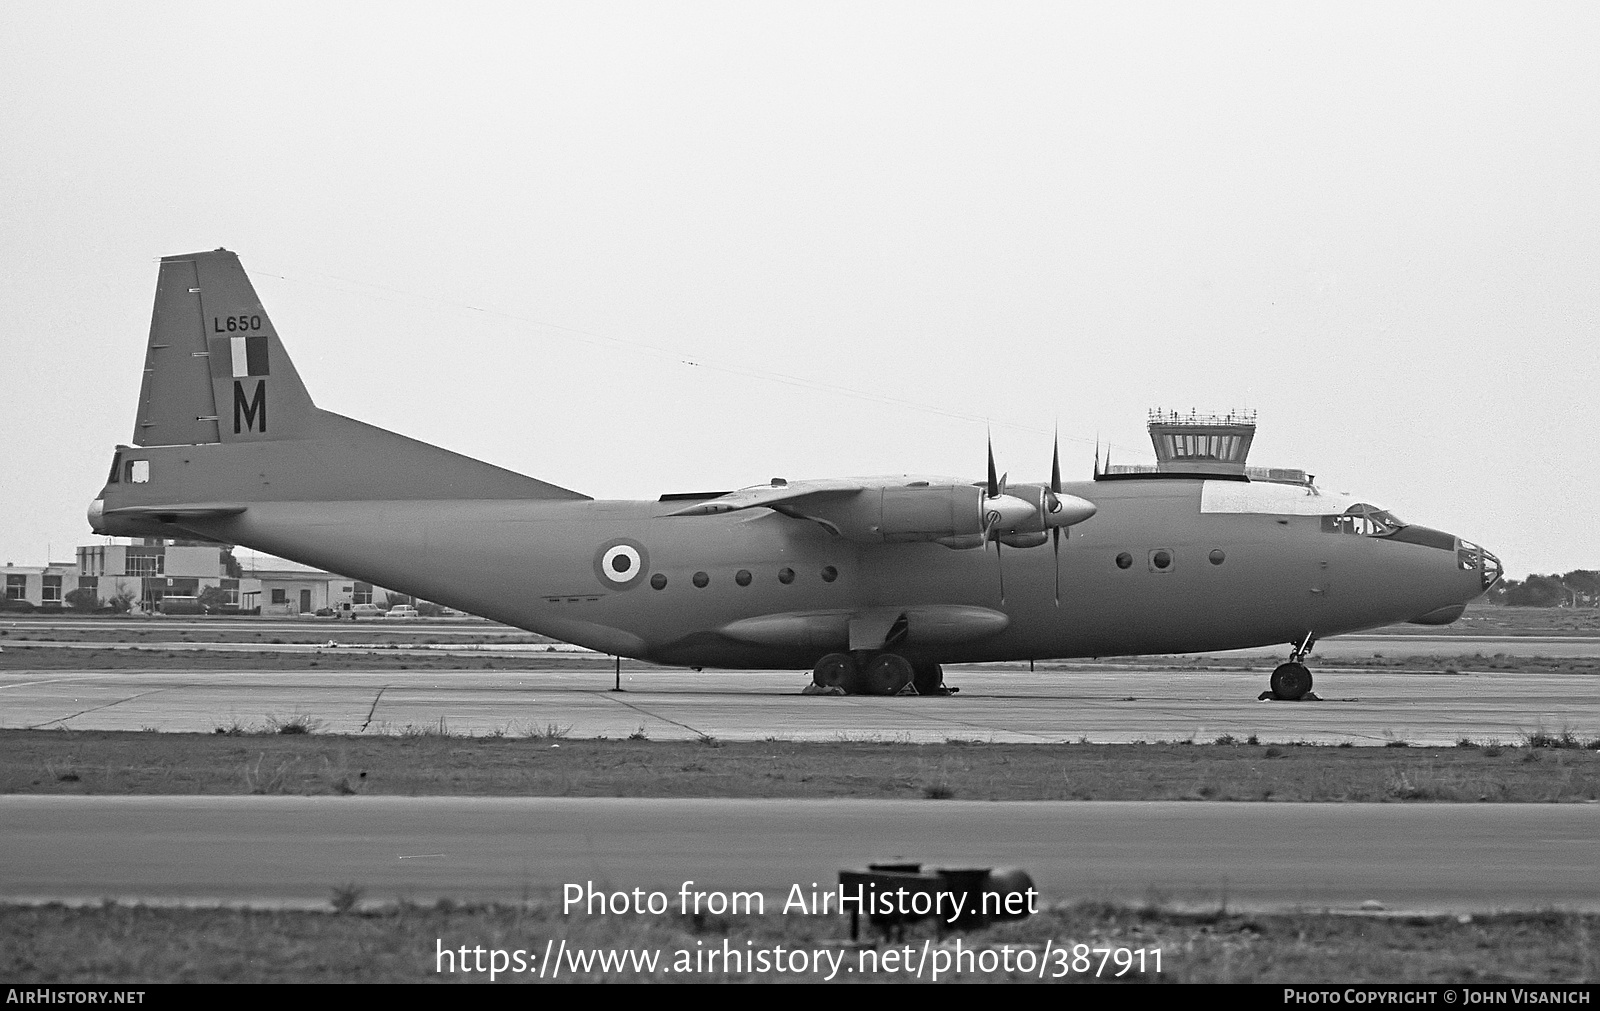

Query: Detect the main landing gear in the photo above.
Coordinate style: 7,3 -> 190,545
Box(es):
1262,632 -> 1320,702
811,652 -> 953,696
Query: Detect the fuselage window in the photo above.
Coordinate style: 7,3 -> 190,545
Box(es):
692,571 -> 709,588
735,569 -> 752,587
778,567 -> 795,584
1209,549 -> 1226,565
820,565 -> 838,583
1150,549 -> 1173,571
1115,552 -> 1133,569
650,573 -> 667,590
129,460 -> 150,483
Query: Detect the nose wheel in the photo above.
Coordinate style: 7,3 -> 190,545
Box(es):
1262,632 -> 1320,701
1268,662 -> 1313,700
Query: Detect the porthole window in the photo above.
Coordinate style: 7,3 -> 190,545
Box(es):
650,573 -> 667,590
1151,549 -> 1173,571
735,569 -> 752,587
820,565 -> 838,583
1209,549 -> 1226,566
778,567 -> 795,584
692,571 -> 709,588
1115,552 -> 1133,569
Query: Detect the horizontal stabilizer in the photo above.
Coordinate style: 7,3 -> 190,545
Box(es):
99,504 -> 246,520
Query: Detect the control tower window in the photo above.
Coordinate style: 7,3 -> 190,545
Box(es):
1321,503 -> 1406,538
1159,433 -> 1246,463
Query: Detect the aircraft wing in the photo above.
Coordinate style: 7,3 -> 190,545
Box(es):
664,479 -> 867,516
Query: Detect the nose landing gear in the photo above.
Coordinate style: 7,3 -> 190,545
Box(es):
1262,632 -> 1321,701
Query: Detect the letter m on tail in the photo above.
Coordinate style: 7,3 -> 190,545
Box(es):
234,380 -> 267,434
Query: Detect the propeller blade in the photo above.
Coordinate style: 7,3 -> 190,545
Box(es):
995,536 -> 1006,603
1051,431 -> 1062,494
1052,430 -> 1062,605
1052,526 -> 1061,606
986,435 -> 999,498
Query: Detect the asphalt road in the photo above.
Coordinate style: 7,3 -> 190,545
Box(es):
3,796 -> 1593,913
2,664 -> 1595,745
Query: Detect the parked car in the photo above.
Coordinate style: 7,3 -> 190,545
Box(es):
349,603 -> 385,619
384,604 -> 419,619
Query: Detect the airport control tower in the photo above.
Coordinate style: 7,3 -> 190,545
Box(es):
1105,409 -> 1311,485
1146,408 -> 1256,475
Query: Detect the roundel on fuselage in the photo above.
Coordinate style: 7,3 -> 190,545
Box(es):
594,539 -> 650,590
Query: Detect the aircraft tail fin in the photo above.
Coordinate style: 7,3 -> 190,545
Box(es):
135,249 -> 317,446
100,249 -> 586,520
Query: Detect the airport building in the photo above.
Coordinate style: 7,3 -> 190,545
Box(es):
3,562 -> 83,608
4,539 -> 397,615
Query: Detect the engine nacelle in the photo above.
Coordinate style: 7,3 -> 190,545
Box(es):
805,484 -> 987,543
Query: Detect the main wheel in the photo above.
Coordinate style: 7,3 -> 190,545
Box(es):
1269,661 -> 1313,700
911,662 -> 943,696
813,652 -> 856,690
861,653 -> 915,696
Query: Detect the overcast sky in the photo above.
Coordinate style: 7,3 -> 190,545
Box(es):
2,2 -> 1595,579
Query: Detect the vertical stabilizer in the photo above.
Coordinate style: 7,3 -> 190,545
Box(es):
107,247 -> 588,510
135,249 -> 315,446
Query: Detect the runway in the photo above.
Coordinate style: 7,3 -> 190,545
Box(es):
10,634 -> 1600,660
3,796 -> 1593,913
4,618 -> 1597,744
2,664 -> 1595,745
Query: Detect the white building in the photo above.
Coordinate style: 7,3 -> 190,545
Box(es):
3,538 -> 415,616
2,562 -> 81,608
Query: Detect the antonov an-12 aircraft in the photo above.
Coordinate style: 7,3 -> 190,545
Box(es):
89,249 -> 1502,699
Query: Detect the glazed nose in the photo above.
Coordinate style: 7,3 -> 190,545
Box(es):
1458,539 -> 1503,591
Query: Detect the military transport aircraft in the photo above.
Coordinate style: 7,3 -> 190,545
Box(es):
88,249 -> 1502,699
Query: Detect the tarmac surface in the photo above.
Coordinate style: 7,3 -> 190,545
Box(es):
4,621 -> 1597,916
3,795 -> 1595,913
2,662 -> 1594,745
3,619 -> 1596,743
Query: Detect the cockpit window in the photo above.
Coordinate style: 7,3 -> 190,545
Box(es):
1321,503 -> 1406,538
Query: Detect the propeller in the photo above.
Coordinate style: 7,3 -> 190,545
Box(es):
983,435 -> 1008,602
978,433 -> 1098,606
1050,431 -> 1062,605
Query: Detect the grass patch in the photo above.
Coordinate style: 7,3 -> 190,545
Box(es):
4,732 -> 1597,801
328,884 -> 365,914
1523,727 -> 1599,750
265,713 -> 321,736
